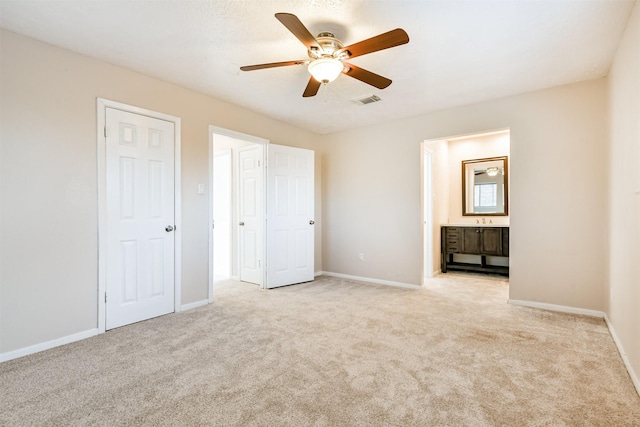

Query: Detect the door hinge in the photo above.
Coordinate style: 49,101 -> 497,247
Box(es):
104,293 -> 107,303
104,127 -> 107,138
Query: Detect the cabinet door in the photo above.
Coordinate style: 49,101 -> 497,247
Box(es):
481,228 -> 502,256
502,228 -> 509,256
461,228 -> 482,254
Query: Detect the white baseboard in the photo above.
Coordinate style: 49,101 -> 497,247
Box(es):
508,299 -> 605,318
604,314 -> 640,397
181,299 -> 209,311
318,271 -> 421,290
423,269 -> 442,282
0,328 -> 99,363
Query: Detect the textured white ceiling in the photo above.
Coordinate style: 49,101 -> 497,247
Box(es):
0,0 -> 635,134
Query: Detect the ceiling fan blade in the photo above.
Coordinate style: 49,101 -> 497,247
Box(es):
343,64 -> 392,89
240,60 -> 307,72
275,13 -> 321,50
303,77 -> 321,97
338,28 -> 409,59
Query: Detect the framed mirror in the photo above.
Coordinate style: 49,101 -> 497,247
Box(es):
462,156 -> 508,216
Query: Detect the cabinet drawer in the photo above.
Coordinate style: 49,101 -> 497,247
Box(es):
442,227 -> 460,253
446,245 -> 460,253
444,228 -> 460,239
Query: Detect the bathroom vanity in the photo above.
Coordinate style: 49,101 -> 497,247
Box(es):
441,225 -> 509,276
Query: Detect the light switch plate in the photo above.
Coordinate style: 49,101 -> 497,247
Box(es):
197,184 -> 205,195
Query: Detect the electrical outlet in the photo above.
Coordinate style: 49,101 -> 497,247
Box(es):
358,252 -> 364,261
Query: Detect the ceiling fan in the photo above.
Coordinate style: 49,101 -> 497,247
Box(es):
240,13 -> 409,97
475,167 -> 504,177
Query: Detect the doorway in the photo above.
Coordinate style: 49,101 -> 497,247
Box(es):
209,128 -> 266,297
97,99 -> 182,332
421,130 -> 510,283
209,127 -> 316,298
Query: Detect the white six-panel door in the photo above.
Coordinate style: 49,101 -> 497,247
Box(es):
266,144 -> 314,288
238,145 -> 264,286
105,107 -> 175,330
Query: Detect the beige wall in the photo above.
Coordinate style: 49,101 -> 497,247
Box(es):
0,14 -> 632,386
0,30 -> 322,353
320,78 -> 608,309
607,0 -> 640,391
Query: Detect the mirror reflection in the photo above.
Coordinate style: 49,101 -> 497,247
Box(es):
462,156 -> 508,216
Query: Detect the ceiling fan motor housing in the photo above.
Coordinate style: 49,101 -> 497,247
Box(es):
309,32 -> 346,59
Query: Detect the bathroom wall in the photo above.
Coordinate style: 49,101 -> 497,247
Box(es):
446,131 -> 510,226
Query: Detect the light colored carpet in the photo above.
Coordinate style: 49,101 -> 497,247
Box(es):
1,274 -> 639,426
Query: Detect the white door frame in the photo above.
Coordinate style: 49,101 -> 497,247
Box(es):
208,126 -> 269,299
422,145 -> 434,282
97,98 -> 182,333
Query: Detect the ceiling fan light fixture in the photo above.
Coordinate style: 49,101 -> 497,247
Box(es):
308,58 -> 343,84
486,167 -> 500,177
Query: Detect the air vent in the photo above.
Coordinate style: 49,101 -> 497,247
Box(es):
353,94 -> 382,105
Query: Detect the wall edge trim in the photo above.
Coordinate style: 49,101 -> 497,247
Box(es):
317,271 -> 421,290
508,299 -> 605,318
181,299 -> 209,312
604,314 -> 640,397
0,328 -> 100,363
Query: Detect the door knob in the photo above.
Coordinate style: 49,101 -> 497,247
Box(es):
239,222 -> 245,226
165,225 -> 174,232
309,220 -> 315,225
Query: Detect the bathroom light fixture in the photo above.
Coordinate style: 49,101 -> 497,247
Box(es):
486,167 -> 500,177
308,58 -> 344,84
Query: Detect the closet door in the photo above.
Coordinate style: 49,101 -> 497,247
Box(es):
266,144 -> 314,288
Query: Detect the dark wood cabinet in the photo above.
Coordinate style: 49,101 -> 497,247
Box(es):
502,228 -> 509,256
461,228 -> 482,254
481,228 -> 502,256
441,226 -> 509,275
